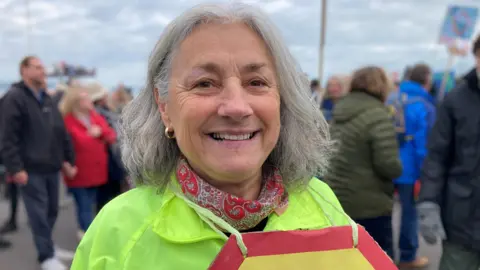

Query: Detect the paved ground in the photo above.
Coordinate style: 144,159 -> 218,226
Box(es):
0,185 -> 78,270
393,201 -> 442,270
0,192 -> 442,270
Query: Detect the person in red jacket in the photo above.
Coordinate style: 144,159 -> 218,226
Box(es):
59,86 -> 116,240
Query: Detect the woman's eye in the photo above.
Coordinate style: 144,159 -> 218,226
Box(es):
249,80 -> 267,87
195,80 -> 213,88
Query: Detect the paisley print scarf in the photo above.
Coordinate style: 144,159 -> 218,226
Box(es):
176,158 -> 288,231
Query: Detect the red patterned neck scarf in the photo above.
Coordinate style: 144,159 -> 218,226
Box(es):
176,158 -> 288,231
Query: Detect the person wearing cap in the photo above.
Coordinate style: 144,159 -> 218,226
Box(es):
86,82 -> 126,212
86,83 -> 118,130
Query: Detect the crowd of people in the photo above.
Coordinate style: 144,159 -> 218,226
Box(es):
1,2 -> 480,270
312,36 -> 480,269
0,56 -> 133,270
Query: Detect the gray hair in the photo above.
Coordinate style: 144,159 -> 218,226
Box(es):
120,3 -> 332,190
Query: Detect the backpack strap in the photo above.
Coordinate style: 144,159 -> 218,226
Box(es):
389,93 -> 408,135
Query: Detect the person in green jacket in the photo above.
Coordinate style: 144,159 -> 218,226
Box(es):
71,3 -> 355,270
325,66 -> 403,260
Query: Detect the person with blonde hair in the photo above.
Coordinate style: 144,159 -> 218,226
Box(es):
59,85 -> 116,241
326,66 -> 402,259
70,3 -> 357,269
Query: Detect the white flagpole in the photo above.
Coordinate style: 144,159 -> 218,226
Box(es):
25,0 -> 32,53
318,0 -> 327,102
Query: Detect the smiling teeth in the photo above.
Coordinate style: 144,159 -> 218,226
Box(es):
212,133 -> 254,140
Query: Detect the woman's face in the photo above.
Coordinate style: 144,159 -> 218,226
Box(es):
158,23 -> 281,184
77,91 -> 93,112
327,78 -> 343,99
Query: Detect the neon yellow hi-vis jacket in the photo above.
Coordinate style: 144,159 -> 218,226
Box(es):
71,177 -> 353,270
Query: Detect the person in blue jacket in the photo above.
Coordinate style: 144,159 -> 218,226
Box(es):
394,63 -> 436,268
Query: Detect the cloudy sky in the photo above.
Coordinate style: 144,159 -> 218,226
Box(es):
1,0 -> 479,90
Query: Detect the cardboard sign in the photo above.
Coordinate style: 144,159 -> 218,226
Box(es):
439,5 -> 478,44
210,225 -> 398,270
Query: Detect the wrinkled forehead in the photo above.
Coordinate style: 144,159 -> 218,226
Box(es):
171,22 -> 276,75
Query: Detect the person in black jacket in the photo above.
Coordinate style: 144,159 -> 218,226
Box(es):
418,35 -> 480,270
0,92 -> 19,236
1,56 -> 77,270
0,95 -> 12,251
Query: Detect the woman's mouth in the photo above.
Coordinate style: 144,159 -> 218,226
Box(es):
208,132 -> 258,141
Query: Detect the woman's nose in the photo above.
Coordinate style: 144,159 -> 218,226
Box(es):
217,80 -> 253,121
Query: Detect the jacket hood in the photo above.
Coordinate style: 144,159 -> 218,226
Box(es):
332,92 -> 385,123
463,68 -> 480,92
399,81 -> 434,104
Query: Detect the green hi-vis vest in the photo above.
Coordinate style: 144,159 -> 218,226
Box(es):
71,177 -> 352,269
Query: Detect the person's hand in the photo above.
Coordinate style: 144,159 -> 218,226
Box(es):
13,170 -> 28,186
70,166 -> 78,178
63,162 -> 78,178
417,202 -> 446,245
88,125 -> 102,138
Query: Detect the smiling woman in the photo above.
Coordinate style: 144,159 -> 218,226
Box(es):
70,3 -> 353,270
157,22 -> 283,195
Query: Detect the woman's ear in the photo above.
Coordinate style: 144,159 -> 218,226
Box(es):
154,88 -> 172,128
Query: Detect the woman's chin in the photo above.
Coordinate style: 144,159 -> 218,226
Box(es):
204,157 -> 262,178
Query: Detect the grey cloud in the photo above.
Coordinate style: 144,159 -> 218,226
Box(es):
0,0 -> 478,89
